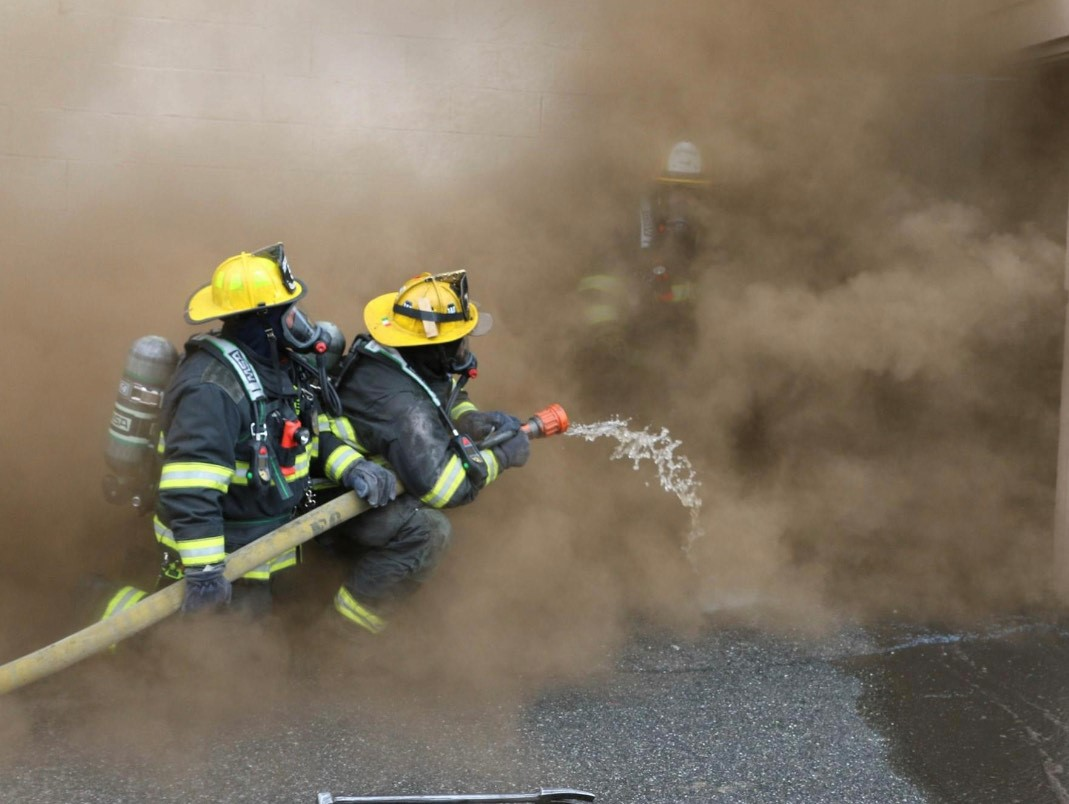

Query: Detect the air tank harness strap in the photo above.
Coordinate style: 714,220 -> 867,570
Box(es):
190,334 -> 293,501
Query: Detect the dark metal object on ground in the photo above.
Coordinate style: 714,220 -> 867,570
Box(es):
316,788 -> 595,804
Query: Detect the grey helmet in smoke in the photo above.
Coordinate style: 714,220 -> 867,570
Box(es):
658,141 -> 710,187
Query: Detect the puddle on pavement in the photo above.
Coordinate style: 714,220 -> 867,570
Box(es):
839,614 -> 1069,804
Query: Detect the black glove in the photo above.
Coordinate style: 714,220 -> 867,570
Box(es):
492,429 -> 530,470
456,410 -> 523,442
343,460 -> 398,507
181,564 -> 232,614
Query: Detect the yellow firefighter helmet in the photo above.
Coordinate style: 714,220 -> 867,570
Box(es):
185,245 -> 306,324
364,271 -> 491,347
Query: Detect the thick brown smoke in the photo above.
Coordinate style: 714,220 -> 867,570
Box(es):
0,0 -> 1066,765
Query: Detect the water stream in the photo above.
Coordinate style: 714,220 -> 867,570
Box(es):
565,417 -> 705,560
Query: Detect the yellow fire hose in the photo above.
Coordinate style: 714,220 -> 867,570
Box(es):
0,404 -> 570,696
0,489 -> 378,696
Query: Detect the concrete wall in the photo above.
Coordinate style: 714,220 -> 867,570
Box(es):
962,0 -> 1069,59
0,1 -> 598,229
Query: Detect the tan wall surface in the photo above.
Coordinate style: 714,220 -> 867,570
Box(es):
962,0 -> 1069,58
0,1 -> 598,221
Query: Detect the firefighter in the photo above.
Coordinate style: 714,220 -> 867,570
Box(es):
325,270 -> 529,634
101,245 -> 398,619
573,140 -> 713,410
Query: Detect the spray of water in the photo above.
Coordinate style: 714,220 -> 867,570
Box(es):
565,418 -> 705,560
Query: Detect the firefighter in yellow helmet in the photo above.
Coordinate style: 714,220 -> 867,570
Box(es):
323,271 -> 529,634
98,245 -> 397,621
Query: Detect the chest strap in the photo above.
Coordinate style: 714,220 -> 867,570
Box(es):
189,334 -> 294,500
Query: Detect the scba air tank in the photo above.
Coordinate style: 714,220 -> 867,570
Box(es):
103,335 -> 179,510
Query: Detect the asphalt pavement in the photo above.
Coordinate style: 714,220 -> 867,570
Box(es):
13,606 -> 1066,803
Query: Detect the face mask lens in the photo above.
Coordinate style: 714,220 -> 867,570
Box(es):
449,337 -> 476,373
282,305 -> 320,350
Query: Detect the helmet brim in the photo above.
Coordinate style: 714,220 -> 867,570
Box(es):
363,291 -> 489,347
184,280 -> 307,324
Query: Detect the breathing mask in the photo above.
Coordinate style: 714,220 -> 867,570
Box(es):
281,305 -> 336,355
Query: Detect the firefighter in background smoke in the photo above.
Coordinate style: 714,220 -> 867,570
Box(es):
573,141 -> 715,412
323,271 -> 529,634
98,246 -> 397,620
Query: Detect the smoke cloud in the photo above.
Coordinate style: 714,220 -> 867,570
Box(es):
1,0 -> 1066,768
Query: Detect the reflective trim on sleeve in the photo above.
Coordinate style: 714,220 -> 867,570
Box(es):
451,400 -> 477,419
177,536 -> 226,567
318,413 -> 362,447
325,445 -> 362,483
670,282 -> 693,301
101,586 -> 148,621
578,274 -> 622,294
334,587 -> 386,634
420,453 -> 466,508
154,516 -> 178,551
583,303 -> 620,326
481,449 -> 500,485
241,547 -> 298,581
159,461 -> 232,492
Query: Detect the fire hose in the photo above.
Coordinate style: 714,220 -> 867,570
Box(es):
0,404 -> 568,696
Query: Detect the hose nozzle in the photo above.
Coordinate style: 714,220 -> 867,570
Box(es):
478,403 -> 569,449
522,403 -> 569,439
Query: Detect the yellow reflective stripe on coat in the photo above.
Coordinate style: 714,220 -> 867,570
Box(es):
241,547 -> 298,581
670,282 -> 692,301
154,515 -> 178,551
480,449 -> 500,485
325,445 -> 362,483
321,413 -> 369,454
420,453 -> 466,508
451,400 -> 477,419
101,586 -> 147,621
334,587 -> 386,634
176,536 -> 226,567
583,303 -> 620,325
578,274 -> 622,294
159,461 -> 232,492
231,452 -> 311,486
324,414 -> 358,444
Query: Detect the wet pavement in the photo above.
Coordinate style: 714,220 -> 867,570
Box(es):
3,610 -> 1069,802
843,615 -> 1069,804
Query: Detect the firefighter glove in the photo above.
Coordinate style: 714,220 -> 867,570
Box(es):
456,410 -> 522,442
492,429 -> 530,470
344,460 -> 398,507
181,564 -> 232,614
